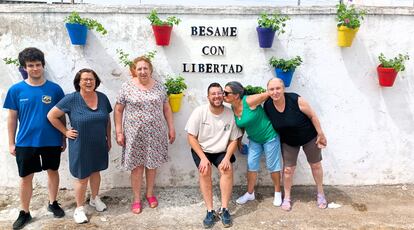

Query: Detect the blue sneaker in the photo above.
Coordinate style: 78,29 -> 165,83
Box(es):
203,210 -> 219,229
220,208 -> 232,228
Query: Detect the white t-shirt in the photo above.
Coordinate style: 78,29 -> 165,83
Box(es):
185,104 -> 242,154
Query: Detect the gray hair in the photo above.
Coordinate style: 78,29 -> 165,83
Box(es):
267,78 -> 285,88
225,81 -> 244,99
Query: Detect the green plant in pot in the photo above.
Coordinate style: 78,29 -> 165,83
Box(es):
64,11 -> 107,45
256,12 -> 290,48
3,57 -> 28,79
336,2 -> 366,47
269,56 -> 302,87
164,75 -> 187,112
148,9 -> 181,46
376,53 -> 409,87
244,85 -> 266,95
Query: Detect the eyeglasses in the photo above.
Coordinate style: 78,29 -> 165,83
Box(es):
223,91 -> 234,96
81,78 -> 95,82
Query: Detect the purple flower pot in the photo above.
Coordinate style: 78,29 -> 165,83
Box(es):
256,27 -> 276,48
65,23 -> 88,45
275,68 -> 295,87
18,66 -> 28,79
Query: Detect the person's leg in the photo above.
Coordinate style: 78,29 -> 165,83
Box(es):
217,156 -> 234,209
89,171 -> 101,199
280,143 -> 300,211
283,166 -> 296,200
145,168 -> 158,208
131,166 -> 144,203
200,164 -> 213,210
263,137 -> 283,206
74,177 -> 89,207
20,173 -> 35,212
47,170 -> 59,203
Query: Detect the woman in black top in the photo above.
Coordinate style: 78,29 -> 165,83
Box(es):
264,78 -> 327,211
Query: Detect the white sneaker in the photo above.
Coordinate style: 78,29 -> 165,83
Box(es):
273,192 -> 282,206
73,206 -> 88,224
89,196 -> 107,212
236,192 -> 255,204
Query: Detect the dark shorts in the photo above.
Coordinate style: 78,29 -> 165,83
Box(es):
281,137 -> 322,167
191,149 -> 236,168
15,146 -> 62,177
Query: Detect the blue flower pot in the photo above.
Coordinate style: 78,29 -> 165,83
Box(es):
18,66 -> 28,79
65,23 -> 88,45
275,68 -> 295,87
256,27 -> 276,48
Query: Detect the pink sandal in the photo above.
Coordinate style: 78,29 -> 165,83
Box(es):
281,198 -> 292,211
131,201 -> 142,214
146,196 -> 158,208
317,193 -> 328,209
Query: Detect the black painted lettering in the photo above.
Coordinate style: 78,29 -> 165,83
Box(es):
191,26 -> 197,36
236,65 -> 243,73
206,27 -> 213,36
199,26 -> 205,36
191,63 -> 196,73
213,64 -> 219,73
183,63 -> 189,72
206,63 -> 212,73
202,46 -> 209,55
218,46 -> 225,56
222,27 -> 229,36
198,64 -> 205,72
230,27 -> 237,36
229,65 -> 235,73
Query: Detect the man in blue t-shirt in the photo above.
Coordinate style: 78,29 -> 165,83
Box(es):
3,47 -> 66,229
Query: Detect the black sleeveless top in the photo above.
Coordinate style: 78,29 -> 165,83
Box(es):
264,92 -> 317,146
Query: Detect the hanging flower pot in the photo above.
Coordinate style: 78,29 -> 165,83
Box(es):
376,53 -> 410,87
256,12 -> 290,48
377,65 -> 398,87
337,26 -> 359,47
269,56 -> 302,87
65,23 -> 88,45
64,12 -> 107,46
148,10 -> 181,47
168,93 -> 184,113
256,27 -> 275,48
152,25 -> 173,46
275,68 -> 295,87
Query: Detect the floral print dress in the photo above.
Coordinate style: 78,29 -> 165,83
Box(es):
117,80 -> 169,170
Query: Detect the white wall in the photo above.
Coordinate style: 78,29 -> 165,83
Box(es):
0,4 -> 413,188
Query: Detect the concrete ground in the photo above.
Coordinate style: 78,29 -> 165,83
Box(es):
0,184 -> 413,230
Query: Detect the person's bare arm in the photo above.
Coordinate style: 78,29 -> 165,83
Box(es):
298,97 -> 327,148
7,109 -> 18,156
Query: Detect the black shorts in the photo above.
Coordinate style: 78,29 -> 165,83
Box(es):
191,149 -> 236,168
15,146 -> 62,177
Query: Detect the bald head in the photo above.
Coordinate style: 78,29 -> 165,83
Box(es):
267,78 -> 285,89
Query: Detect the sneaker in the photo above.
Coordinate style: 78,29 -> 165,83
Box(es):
48,201 -> 65,218
89,196 -> 107,212
73,206 -> 88,224
273,192 -> 282,207
220,208 -> 232,228
12,210 -> 32,230
202,210 -> 219,229
236,192 -> 255,204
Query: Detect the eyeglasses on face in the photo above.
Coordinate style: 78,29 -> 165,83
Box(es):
223,91 -> 234,96
210,92 -> 224,96
81,78 -> 95,82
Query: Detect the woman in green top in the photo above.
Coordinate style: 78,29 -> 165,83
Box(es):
223,81 -> 282,207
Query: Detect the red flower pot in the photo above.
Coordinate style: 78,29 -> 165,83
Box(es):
377,65 -> 398,87
151,25 -> 173,46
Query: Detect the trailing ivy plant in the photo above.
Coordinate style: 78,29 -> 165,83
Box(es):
147,9 -> 181,26
257,12 -> 290,35
244,85 -> 266,95
3,57 -> 19,66
378,53 -> 410,72
144,50 -> 157,61
165,75 -> 187,95
116,49 -> 133,67
269,56 -> 303,72
65,11 -> 108,35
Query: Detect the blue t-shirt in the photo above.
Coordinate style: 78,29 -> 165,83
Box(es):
3,80 -> 64,147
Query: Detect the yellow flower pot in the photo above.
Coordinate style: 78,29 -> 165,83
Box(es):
337,26 -> 359,47
168,93 -> 183,113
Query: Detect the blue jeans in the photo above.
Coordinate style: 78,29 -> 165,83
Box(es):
247,137 -> 282,172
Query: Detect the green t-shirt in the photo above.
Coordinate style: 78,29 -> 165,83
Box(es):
234,96 -> 277,144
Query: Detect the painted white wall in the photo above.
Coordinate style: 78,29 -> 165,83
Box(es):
0,5 -> 413,189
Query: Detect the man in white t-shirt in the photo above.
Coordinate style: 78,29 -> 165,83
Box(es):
185,83 -> 242,229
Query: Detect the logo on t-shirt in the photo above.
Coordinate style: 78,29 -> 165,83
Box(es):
224,124 -> 230,131
42,95 -> 52,104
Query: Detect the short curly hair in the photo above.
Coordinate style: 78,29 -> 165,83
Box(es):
18,47 -> 45,67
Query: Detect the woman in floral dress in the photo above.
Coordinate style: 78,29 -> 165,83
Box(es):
114,56 -> 175,214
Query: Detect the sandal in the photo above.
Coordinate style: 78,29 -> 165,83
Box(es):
131,201 -> 142,214
281,198 -> 292,211
317,193 -> 328,209
146,196 -> 158,208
